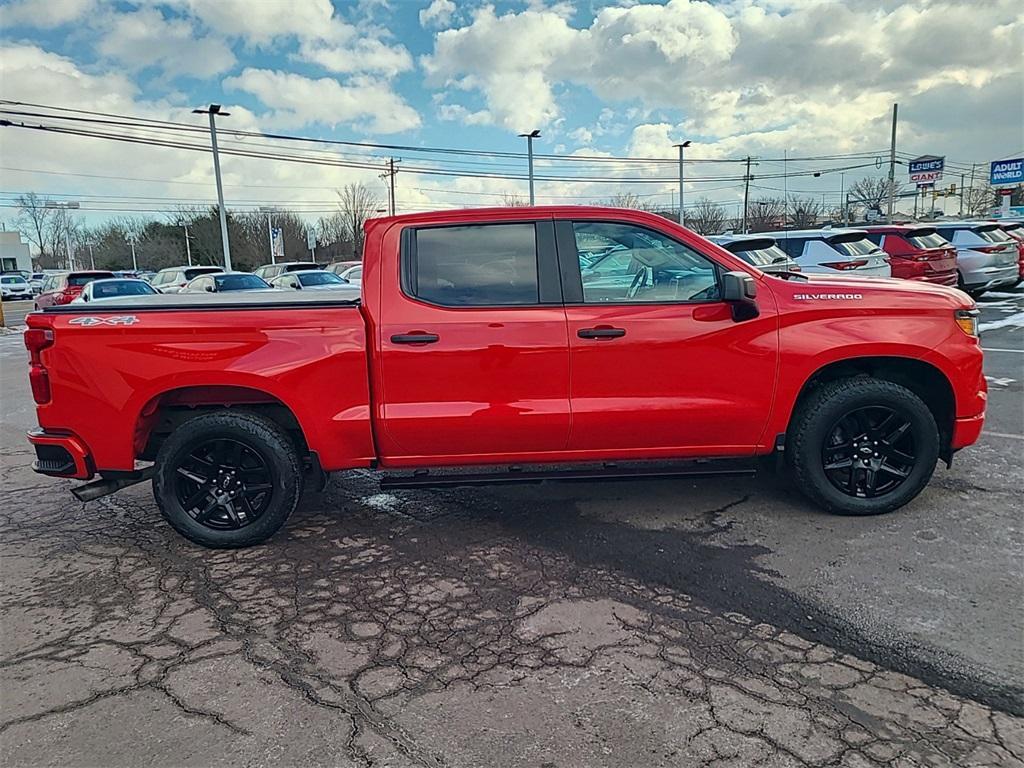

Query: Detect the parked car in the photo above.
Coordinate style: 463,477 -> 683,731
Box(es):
268,270 -> 356,292
336,264 -> 363,287
1,274 -> 33,301
25,206 -> 984,549
995,220 -> 1024,285
253,261 -> 321,281
70,278 -> 158,303
34,270 -> 116,309
180,272 -> 274,294
136,270 -> 157,283
28,272 -> 46,294
765,228 -> 891,277
708,235 -> 800,275
932,221 -> 1018,296
150,266 -> 223,294
860,225 -> 958,286
327,260 -> 361,275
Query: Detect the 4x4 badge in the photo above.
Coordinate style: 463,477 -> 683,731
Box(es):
69,316 -> 139,326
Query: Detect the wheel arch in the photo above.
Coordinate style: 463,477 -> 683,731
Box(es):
785,356 -> 956,463
134,384 -> 311,462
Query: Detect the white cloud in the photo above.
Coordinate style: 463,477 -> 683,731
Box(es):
224,68 -> 421,134
436,103 -> 492,125
296,37 -> 413,77
419,0 -> 455,29
1,0 -> 96,28
97,8 -> 235,79
161,0 -> 339,46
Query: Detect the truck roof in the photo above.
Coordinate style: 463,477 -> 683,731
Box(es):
365,205 -> 684,229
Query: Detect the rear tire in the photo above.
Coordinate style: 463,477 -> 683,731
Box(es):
787,378 -> 938,516
153,411 -> 303,548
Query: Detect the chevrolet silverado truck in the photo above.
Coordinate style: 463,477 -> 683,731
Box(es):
24,207 -> 986,548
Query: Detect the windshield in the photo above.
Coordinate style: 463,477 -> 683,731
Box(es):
68,273 -> 114,286
284,263 -> 320,272
904,230 -> 949,249
92,280 -> 156,298
184,267 -> 222,280
1,276 -> 27,284
829,236 -> 882,257
298,272 -> 345,286
215,273 -> 269,290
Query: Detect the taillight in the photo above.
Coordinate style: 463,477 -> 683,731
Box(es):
55,290 -> 75,305
821,260 -> 868,271
24,328 -> 55,404
974,245 -> 1008,254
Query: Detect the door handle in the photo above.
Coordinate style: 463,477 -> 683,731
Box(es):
577,327 -> 626,339
391,332 -> 440,344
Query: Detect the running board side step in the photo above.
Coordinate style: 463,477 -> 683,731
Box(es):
379,459 -> 756,490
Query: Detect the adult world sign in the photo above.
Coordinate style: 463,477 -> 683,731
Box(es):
990,158 -> 1024,186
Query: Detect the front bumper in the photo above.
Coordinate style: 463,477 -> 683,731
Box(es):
2,292 -> 32,301
27,429 -> 94,479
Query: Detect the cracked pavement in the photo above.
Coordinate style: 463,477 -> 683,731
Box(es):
1,312 -> 1022,766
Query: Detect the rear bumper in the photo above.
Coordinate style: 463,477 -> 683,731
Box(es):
911,271 -> 958,286
27,429 -> 94,479
962,264 -> 1018,291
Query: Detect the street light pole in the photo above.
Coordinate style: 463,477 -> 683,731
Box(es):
183,224 -> 192,266
886,103 -> 898,222
518,130 -> 541,205
673,141 -> 691,227
193,104 -> 232,271
128,235 -> 138,271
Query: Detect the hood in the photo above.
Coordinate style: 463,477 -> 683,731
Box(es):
769,272 -> 972,310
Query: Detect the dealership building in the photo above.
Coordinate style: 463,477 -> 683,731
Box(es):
0,231 -> 32,273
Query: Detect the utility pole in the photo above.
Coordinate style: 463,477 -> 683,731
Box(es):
518,130 -> 541,205
886,103 -> 898,222
128,235 -> 138,271
673,141 -> 691,227
967,163 -> 977,216
193,104 -> 232,271
840,172 -> 847,225
783,149 -> 789,226
259,208 -> 276,263
183,224 -> 192,266
379,158 -> 400,216
742,156 -> 753,233
959,173 -> 965,217
88,242 -> 95,269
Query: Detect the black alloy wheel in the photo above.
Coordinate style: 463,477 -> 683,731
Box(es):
174,438 -> 274,530
821,406 -> 917,499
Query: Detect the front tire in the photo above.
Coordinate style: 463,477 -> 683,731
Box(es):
153,411 -> 303,548
787,378 -> 938,516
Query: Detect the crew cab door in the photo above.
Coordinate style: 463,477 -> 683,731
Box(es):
377,218 -> 570,462
558,218 -> 779,455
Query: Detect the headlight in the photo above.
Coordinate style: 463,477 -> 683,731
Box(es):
955,308 -> 979,337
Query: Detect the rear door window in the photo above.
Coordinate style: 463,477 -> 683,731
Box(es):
777,237 -> 808,258
405,223 -> 539,306
827,236 -> 882,257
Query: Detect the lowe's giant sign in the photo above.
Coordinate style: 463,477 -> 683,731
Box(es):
908,156 -> 944,184
991,158 -> 1024,186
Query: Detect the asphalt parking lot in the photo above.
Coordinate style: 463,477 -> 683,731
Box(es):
1,289 -> 1022,767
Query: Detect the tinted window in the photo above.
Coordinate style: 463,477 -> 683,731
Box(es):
776,237 -> 808,258
828,237 -> 881,257
1,276 -> 27,284
68,273 -> 114,286
347,267 -> 362,279
904,230 -> 949,249
184,267 -> 221,280
730,243 -> 792,267
976,226 -> 1012,243
408,223 -> 539,306
297,272 -> 344,286
215,274 -> 269,291
283,263 -> 319,272
574,222 -> 719,303
92,281 -> 155,298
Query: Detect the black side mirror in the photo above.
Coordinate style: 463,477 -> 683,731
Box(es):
721,271 -> 759,321
205,285 -> 214,292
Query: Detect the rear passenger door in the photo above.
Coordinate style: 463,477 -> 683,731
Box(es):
378,219 -> 571,461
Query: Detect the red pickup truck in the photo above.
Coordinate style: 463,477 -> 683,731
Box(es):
24,207 -> 986,548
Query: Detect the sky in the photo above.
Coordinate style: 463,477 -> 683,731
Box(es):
0,0 -> 1021,225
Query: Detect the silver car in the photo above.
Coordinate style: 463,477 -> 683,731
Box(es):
708,234 -> 801,275
933,222 -> 1019,296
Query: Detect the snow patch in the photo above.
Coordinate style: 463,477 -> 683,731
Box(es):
362,493 -> 401,511
979,311 -> 1024,333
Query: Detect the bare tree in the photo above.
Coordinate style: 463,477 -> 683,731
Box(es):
604,192 -> 652,210
847,177 -> 902,218
687,197 -> 728,235
336,183 -> 381,259
14,193 -> 56,264
963,184 -> 998,217
500,192 -> 530,207
746,197 -> 785,232
787,195 -> 823,229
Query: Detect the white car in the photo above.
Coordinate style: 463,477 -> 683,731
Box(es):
269,270 -> 358,292
70,278 -> 158,303
336,264 -> 362,287
762,228 -> 891,277
1,274 -> 33,301
932,221 -> 1019,296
